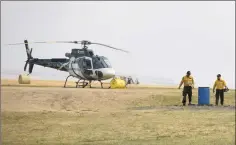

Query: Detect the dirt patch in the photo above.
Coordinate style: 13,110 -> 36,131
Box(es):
1,85 -> 235,113
1,86 -> 157,112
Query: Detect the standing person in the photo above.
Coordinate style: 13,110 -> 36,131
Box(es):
126,76 -> 134,87
135,78 -> 139,84
213,74 -> 228,106
178,71 -> 195,106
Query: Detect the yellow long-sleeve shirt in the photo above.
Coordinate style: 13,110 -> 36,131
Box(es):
179,76 -> 194,87
213,79 -> 226,90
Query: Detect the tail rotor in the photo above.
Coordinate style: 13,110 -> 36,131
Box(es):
23,40 -> 34,74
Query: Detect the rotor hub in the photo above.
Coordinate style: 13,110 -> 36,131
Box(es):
81,40 -> 91,46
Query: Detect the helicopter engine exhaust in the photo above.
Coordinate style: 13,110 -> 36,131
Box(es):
65,52 -> 71,58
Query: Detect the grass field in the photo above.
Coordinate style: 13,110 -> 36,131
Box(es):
1,79 -> 235,145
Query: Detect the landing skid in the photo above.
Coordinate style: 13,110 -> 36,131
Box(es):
99,80 -> 103,88
63,75 -> 104,89
76,80 -> 89,88
64,75 -> 88,88
64,75 -> 72,88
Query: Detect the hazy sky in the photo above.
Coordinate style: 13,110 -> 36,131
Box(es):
1,1 -> 235,88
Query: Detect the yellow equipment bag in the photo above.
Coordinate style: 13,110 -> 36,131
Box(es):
110,78 -> 126,89
18,74 -> 31,84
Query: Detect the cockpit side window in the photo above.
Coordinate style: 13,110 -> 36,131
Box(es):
77,58 -> 83,67
78,58 -> 92,69
84,59 -> 92,69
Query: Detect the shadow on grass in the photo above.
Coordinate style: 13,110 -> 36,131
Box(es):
128,105 -> 235,111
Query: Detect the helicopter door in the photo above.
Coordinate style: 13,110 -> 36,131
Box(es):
80,57 -> 93,76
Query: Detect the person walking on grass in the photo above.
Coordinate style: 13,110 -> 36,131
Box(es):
178,71 -> 195,106
213,74 -> 228,106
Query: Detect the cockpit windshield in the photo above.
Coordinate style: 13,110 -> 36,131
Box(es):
92,56 -> 112,69
102,57 -> 112,67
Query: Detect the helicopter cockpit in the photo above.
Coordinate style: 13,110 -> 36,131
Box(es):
77,56 -> 111,70
76,57 -> 92,70
76,56 -> 113,79
92,56 -> 112,69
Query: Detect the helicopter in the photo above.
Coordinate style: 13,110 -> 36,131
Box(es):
7,40 -> 129,88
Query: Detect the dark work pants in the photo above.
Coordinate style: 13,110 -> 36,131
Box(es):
182,86 -> 192,104
215,89 -> 224,105
126,80 -> 131,86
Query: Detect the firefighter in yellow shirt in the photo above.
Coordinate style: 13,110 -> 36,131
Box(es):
213,74 -> 228,106
178,71 -> 194,106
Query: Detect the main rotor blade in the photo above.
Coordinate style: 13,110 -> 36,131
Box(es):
24,60 -> 29,71
6,41 -> 83,45
91,42 -> 129,53
6,40 -> 129,53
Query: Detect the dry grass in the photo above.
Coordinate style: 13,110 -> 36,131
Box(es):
1,79 -> 235,145
1,79 -> 110,88
1,79 -> 177,89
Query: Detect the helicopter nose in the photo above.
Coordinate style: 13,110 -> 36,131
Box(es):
100,68 -> 115,79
